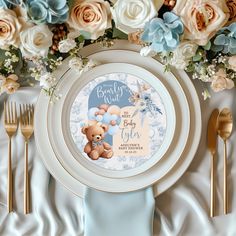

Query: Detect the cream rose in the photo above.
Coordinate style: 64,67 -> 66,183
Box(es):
228,56 -> 236,71
173,0 -> 230,46
211,69 -> 234,92
20,24 -> 53,58
111,0 -> 163,34
68,0 -> 112,40
0,9 -> 23,49
0,74 -> 20,94
170,41 -> 198,69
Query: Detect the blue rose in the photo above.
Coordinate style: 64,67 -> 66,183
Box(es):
141,12 -> 184,53
0,0 -> 13,8
26,0 -> 69,24
212,23 -> 236,54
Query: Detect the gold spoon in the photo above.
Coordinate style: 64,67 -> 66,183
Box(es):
217,108 -> 233,214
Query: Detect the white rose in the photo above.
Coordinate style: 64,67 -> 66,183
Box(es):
228,56 -> 236,71
58,38 -> 77,53
111,0 -> 163,34
20,25 -> 53,58
69,57 -> 83,71
170,41 -> 198,69
40,73 -> 56,89
140,46 -> 157,57
211,69 -> 234,92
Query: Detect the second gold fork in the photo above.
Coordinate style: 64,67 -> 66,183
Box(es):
20,104 -> 34,214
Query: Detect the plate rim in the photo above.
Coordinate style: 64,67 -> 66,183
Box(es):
46,51 -> 191,192
60,62 -> 176,178
34,41 -> 201,197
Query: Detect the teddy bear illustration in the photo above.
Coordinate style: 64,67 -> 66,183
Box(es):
81,123 -> 113,160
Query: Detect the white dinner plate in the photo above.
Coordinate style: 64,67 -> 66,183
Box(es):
48,63 -> 176,179
35,40 -> 201,197
46,50 -> 190,193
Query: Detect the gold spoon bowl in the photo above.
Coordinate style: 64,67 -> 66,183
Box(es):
217,108 -> 233,214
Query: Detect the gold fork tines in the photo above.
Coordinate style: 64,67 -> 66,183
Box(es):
20,104 -> 34,214
4,101 -> 18,213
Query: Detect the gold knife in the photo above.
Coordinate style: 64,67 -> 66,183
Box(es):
207,109 -> 219,217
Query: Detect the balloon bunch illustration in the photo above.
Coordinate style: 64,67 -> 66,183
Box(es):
88,104 -> 121,135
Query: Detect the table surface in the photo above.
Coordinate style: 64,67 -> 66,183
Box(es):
0,80 -> 235,236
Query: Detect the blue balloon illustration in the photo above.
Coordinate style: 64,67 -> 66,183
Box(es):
108,125 -> 119,135
102,112 -> 112,124
110,114 -> 118,121
88,107 -> 99,120
116,117 -> 121,125
96,115 -> 103,122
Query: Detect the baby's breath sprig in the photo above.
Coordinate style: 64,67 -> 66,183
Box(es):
0,47 -> 20,75
159,52 -> 173,72
91,29 -> 115,48
91,37 -> 115,48
46,56 -> 63,71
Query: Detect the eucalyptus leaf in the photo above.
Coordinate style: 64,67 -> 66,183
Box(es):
0,49 -> 7,62
80,31 -> 92,40
76,35 -> 85,43
112,28 -> 128,39
186,64 -> 194,72
193,54 -> 202,62
203,41 -> 211,50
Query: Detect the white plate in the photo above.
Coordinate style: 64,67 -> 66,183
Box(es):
34,40 -> 201,197
49,63 -> 176,179
46,51 -> 190,193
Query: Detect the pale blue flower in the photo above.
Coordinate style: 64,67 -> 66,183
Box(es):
141,12 -> 184,53
212,23 -> 236,54
26,0 -> 69,24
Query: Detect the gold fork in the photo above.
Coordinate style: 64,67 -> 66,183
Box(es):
4,101 -> 18,213
20,104 -> 34,214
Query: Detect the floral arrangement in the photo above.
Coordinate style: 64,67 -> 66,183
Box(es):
0,0 -> 235,100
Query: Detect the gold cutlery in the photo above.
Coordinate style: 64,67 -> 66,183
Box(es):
207,109 -> 219,217
19,104 -> 34,214
217,108 -> 233,215
4,101 -> 18,213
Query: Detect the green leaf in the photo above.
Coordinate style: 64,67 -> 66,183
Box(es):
76,35 -> 85,43
202,41 -> 211,50
192,54 -> 202,62
186,63 -> 194,72
112,27 -> 128,39
0,49 -> 8,62
80,31 -> 91,40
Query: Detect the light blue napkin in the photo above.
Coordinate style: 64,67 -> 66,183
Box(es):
84,187 -> 155,236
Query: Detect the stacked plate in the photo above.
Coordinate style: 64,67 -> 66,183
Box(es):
35,40 -> 202,198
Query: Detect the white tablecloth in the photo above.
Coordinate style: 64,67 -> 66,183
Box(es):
0,80 -> 235,236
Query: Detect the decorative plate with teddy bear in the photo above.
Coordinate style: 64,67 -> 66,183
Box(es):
36,43 -> 200,194
66,63 -> 176,178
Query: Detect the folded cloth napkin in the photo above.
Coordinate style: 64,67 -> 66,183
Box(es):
84,187 -> 155,236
